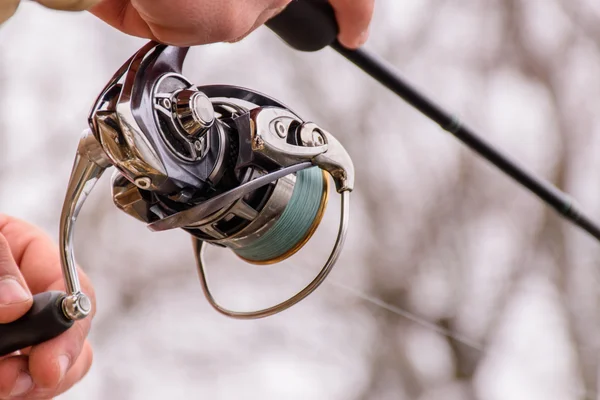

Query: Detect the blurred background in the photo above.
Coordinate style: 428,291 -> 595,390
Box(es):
2,0 -> 600,399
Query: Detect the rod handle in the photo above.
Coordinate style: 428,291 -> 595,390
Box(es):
0,291 -> 73,357
266,0 -> 338,52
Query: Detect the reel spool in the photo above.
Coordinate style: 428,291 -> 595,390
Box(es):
60,42 -> 354,321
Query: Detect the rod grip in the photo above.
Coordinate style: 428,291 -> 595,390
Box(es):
266,0 -> 339,52
0,291 -> 73,357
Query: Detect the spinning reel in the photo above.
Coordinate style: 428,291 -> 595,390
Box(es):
98,42 -> 353,306
85,42 -> 353,318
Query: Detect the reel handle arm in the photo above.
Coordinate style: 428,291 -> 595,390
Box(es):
0,131 -> 107,356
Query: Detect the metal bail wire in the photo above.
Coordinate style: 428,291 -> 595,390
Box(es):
193,190 -> 350,319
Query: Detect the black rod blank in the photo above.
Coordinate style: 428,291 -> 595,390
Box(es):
331,42 -> 600,241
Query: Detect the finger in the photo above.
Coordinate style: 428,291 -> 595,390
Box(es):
0,0 -> 20,24
329,0 -> 375,48
25,272 -> 94,390
53,340 -> 93,397
0,215 -> 62,295
34,0 -> 101,12
91,0 -> 291,46
27,291 -> 92,390
0,215 -> 94,296
19,273 -> 94,391
0,356 -> 34,398
0,216 -> 95,390
0,234 -> 32,324
13,341 -> 93,400
89,0 -> 152,39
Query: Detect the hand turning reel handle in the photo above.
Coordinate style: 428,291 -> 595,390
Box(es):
0,36 -> 355,356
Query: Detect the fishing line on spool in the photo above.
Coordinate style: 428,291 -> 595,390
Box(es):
234,167 -> 329,264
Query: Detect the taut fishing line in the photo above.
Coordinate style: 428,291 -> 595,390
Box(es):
285,266 -> 595,399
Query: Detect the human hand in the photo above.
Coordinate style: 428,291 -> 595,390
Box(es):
0,214 -> 95,399
90,0 -> 375,48
1,1 -> 375,49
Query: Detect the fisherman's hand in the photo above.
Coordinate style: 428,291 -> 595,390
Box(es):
0,215 -> 95,399
1,0 -> 375,49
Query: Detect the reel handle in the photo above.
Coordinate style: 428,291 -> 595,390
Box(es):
0,292 -> 73,357
266,0 -> 338,52
0,130 -> 104,357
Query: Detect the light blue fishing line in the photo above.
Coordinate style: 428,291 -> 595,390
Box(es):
234,167 -> 324,262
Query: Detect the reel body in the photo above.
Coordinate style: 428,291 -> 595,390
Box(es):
63,42 -> 354,321
107,75 -> 333,265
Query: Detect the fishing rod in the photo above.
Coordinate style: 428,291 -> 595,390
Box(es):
1,0 -> 598,357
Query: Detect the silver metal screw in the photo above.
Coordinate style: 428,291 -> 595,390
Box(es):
162,98 -> 172,110
135,177 -> 152,189
275,121 -> 287,138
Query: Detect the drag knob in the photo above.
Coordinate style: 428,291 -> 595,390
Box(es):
174,89 -> 215,139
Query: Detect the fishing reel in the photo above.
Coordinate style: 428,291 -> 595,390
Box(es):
62,41 -> 353,322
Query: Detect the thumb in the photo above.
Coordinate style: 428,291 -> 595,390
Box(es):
0,234 -> 32,324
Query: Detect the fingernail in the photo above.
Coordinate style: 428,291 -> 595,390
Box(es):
0,278 -> 30,305
10,371 -> 33,397
58,355 -> 70,381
